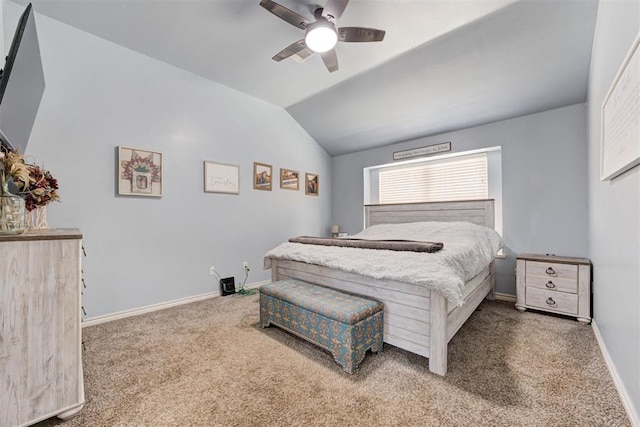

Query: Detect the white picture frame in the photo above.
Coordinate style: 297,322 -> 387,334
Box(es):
117,146 -> 163,197
600,31 -> 640,181
204,161 -> 240,194
393,142 -> 451,161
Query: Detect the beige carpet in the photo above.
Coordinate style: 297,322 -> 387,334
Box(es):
39,295 -> 629,427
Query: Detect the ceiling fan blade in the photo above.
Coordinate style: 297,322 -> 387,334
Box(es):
320,49 -> 339,73
322,0 -> 349,21
292,48 -> 315,63
338,27 -> 386,42
272,39 -> 307,62
260,0 -> 310,30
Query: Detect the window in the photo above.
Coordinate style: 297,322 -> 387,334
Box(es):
364,147 -> 502,239
378,152 -> 487,204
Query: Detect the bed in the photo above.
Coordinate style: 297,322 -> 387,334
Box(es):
264,199 -> 501,376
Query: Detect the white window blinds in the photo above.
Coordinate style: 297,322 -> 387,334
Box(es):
379,152 -> 488,204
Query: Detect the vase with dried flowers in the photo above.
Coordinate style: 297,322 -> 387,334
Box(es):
0,149 -> 29,234
20,164 -> 60,229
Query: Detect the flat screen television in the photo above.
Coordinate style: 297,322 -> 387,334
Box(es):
0,3 -> 45,155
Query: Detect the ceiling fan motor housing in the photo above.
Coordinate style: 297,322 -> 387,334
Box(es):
305,18 -> 338,53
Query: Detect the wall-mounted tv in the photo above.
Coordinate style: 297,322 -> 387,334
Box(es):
0,3 -> 45,155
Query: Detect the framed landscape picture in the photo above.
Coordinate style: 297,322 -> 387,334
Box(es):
204,161 -> 240,194
305,172 -> 319,196
253,162 -> 272,191
280,168 -> 299,190
117,146 -> 163,197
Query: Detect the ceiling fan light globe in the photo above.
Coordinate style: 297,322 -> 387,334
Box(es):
305,23 -> 338,53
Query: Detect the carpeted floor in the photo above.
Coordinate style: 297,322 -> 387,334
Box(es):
39,295 -> 629,427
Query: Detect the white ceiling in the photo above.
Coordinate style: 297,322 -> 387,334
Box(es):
15,0 -> 599,156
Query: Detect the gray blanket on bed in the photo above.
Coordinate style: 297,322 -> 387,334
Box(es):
288,236 -> 444,253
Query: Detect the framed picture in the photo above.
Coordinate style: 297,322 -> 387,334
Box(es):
393,142 -> 451,161
305,172 -> 319,196
253,162 -> 272,191
280,168 -> 300,190
600,31 -> 640,181
118,146 -> 163,197
204,161 -> 240,194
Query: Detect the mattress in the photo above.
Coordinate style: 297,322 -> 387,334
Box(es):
447,265 -> 491,314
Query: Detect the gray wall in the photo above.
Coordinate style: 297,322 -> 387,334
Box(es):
588,0 -> 640,420
332,104 -> 589,296
5,3 -> 332,318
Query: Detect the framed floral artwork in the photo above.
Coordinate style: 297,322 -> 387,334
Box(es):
204,161 -> 240,194
280,168 -> 299,191
305,172 -> 319,196
253,162 -> 272,191
118,146 -> 163,197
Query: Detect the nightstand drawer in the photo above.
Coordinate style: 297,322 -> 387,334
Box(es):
525,287 -> 578,315
526,261 -> 577,281
525,275 -> 577,294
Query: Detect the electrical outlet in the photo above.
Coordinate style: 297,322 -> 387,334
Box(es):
243,261 -> 248,269
209,266 -> 216,276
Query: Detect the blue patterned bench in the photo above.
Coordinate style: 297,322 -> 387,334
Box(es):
259,278 -> 384,374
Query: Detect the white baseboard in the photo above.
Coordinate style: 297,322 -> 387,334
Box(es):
592,320 -> 640,427
82,280 -> 269,328
494,292 -> 516,302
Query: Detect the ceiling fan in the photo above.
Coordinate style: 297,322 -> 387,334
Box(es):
259,0 -> 386,73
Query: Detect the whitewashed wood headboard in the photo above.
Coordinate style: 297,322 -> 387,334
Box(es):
365,199 -> 495,229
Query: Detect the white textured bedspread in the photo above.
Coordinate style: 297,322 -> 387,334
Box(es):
264,222 -> 503,306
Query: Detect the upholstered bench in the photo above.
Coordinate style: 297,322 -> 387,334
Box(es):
259,278 -> 384,374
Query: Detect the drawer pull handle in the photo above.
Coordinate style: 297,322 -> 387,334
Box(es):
546,297 -> 557,307
545,267 -> 556,275
545,281 -> 556,289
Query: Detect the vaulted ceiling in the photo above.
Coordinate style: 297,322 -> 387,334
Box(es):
15,0 -> 599,156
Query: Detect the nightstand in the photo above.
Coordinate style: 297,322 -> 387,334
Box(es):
515,253 -> 591,324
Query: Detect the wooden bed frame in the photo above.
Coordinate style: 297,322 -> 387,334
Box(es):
267,199 -> 496,376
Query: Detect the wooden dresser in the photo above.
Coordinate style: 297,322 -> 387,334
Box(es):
515,253 -> 591,324
0,229 -> 85,426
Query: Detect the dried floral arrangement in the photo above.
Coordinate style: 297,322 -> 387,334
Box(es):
19,164 -> 60,211
0,148 -> 60,210
0,149 -> 30,191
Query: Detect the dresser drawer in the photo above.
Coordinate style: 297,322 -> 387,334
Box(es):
526,261 -> 578,281
525,274 -> 577,294
525,287 -> 578,315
